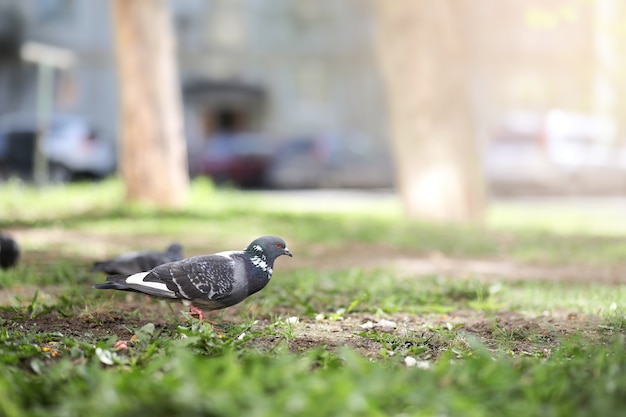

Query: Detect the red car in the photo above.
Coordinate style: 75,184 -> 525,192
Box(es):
189,133 -> 274,188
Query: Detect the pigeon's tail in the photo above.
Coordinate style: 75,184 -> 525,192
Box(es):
91,261 -> 111,273
93,274 -> 134,291
91,261 -> 128,275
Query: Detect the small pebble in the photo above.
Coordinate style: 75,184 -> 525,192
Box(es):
379,319 -> 397,329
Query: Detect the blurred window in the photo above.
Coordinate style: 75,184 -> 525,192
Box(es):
35,0 -> 74,23
296,63 -> 330,104
210,11 -> 245,47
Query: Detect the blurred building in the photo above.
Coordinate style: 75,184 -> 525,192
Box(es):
0,0 -> 624,191
173,1 -> 388,147
469,0 -> 626,194
469,2 -> 591,128
0,1 -> 116,131
0,0 -> 393,188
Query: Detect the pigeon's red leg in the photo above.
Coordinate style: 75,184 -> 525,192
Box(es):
113,340 -> 129,350
186,306 -> 222,336
113,334 -> 139,350
188,305 -> 205,320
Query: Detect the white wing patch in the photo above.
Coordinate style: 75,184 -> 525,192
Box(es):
215,250 -> 240,259
126,271 -> 173,294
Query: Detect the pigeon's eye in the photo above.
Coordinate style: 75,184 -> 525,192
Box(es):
276,242 -> 283,248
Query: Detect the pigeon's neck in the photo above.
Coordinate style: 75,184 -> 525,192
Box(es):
248,251 -> 274,276
246,250 -> 274,295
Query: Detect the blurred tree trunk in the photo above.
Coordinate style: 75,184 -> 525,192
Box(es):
593,0 -> 622,151
374,1 -> 485,222
111,0 -> 188,207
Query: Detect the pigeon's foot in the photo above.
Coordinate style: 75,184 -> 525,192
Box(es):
113,334 -> 138,351
188,305 -> 205,321
114,340 -> 129,350
185,306 -> 222,336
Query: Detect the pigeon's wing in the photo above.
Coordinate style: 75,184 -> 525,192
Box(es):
92,250 -> 175,275
92,250 -> 147,274
144,252 -> 241,301
134,252 -> 176,272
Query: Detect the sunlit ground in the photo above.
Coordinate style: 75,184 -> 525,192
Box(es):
3,177 -> 626,235
489,195 -> 626,236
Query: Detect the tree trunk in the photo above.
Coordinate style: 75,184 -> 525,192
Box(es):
111,0 -> 188,207
374,1 -> 485,222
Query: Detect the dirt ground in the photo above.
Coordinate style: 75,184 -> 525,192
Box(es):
0,296 -> 606,359
1,229 -> 622,359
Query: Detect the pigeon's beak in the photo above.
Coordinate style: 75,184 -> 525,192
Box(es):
284,247 -> 293,257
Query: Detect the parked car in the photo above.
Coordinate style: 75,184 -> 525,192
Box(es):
0,113 -> 116,182
484,109 -> 620,194
188,130 -> 394,189
188,132 -> 274,188
266,131 -> 394,189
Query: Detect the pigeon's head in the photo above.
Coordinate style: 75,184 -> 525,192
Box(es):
246,235 -> 293,261
167,242 -> 183,255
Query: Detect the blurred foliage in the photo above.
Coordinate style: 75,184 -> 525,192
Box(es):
2,177 -> 626,265
0,327 -> 625,417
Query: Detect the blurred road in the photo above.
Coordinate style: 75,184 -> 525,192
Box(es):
249,188 -> 400,213
250,188 -> 626,237
252,188 -> 626,215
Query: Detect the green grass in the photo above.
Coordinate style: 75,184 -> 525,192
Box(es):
0,324 -> 625,417
490,197 -> 626,237
1,178 -> 626,416
3,178 -> 626,266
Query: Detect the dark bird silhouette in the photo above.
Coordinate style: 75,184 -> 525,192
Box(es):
91,243 -> 184,275
0,233 -> 20,269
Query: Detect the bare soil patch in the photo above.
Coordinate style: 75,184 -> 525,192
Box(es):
1,309 -> 171,341
1,299 -> 611,360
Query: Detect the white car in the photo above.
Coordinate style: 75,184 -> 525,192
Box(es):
0,113 -> 116,182
484,109 -> 620,194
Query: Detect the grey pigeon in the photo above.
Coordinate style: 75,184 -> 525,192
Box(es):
91,243 -> 184,275
93,235 -> 292,318
0,233 -> 19,270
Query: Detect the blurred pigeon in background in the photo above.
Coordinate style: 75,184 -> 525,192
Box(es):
93,235 -> 292,319
0,233 -> 19,269
92,242 -> 184,275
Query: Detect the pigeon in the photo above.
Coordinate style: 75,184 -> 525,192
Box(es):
91,243 -> 184,275
0,233 -> 19,270
93,235 -> 292,319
